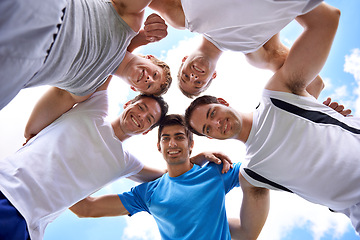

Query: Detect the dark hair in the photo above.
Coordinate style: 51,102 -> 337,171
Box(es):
158,114 -> 193,145
177,61 -> 215,99
131,94 -> 169,130
184,95 -> 219,136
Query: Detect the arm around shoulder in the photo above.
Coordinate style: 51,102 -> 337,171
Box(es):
229,173 -> 270,240
24,87 -> 91,141
70,195 -> 129,218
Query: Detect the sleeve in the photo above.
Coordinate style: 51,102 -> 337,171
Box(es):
118,182 -> 151,216
220,162 -> 241,194
121,150 -> 145,178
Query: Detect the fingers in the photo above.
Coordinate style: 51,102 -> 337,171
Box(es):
143,13 -> 168,42
213,152 -> 233,174
323,97 -> 331,106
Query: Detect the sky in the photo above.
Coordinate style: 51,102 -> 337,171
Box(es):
0,0 -> 360,239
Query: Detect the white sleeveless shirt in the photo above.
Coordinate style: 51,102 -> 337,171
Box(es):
241,90 -> 360,211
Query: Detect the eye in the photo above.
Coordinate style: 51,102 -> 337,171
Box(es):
195,81 -> 202,86
161,137 -> 169,142
176,136 -> 185,140
210,110 -> 215,118
206,126 -> 210,134
147,117 -> 151,123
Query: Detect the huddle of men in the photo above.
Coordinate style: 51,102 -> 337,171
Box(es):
1,0 -> 359,239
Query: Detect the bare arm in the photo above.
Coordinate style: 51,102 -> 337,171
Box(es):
265,3 -> 340,96
127,165 -> 166,183
229,173 -> 270,240
70,195 -> 129,218
24,87 -> 91,141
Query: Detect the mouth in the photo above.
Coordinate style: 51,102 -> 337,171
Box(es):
222,118 -> 229,134
130,114 -> 141,128
137,70 -> 144,83
193,64 -> 205,74
167,149 -> 181,157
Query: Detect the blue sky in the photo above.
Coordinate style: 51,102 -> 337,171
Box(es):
0,1 -> 360,239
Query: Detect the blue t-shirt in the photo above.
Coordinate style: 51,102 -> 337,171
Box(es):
119,162 -> 241,240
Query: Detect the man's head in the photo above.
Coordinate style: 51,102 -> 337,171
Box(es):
122,54 -> 172,96
178,54 -> 217,98
119,94 -> 168,136
185,95 -> 241,140
157,114 -> 194,165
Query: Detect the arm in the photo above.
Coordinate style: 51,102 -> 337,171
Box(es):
265,3 -> 340,96
190,151 -> 233,173
229,173 -> 270,240
70,195 -> 129,218
24,87 -> 91,141
127,165 -> 166,183
127,13 -> 168,52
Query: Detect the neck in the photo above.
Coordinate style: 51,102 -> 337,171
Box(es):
167,159 -> 193,178
111,118 -> 130,142
236,112 -> 253,143
199,37 -> 222,62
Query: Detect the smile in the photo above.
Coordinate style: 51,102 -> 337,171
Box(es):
131,115 -> 140,128
137,70 -> 144,83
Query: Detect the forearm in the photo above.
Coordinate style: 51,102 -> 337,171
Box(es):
306,75 -> 325,99
127,165 -> 166,183
70,195 -> 129,218
24,87 -> 90,140
127,30 -> 150,52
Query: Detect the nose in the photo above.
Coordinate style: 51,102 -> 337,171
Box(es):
169,138 -> 177,147
189,73 -> 198,82
145,75 -> 155,83
212,118 -> 221,129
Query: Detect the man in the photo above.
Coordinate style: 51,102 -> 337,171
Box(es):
0,78 -> 169,240
185,4 -> 360,235
0,0 -> 171,110
70,114 -> 270,240
149,0 -> 326,97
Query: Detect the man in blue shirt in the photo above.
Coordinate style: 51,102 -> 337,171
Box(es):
70,114 -> 269,239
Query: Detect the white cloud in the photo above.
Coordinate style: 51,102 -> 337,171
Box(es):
344,48 -> 360,115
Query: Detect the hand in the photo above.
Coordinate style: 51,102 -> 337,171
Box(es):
143,13 -> 168,42
323,97 -> 352,116
190,152 -> 233,174
23,134 -> 36,146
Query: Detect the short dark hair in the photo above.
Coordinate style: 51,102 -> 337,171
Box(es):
131,94 -> 169,130
158,114 -> 193,145
184,95 -> 219,136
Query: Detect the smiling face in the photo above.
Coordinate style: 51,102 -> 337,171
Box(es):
158,124 -> 193,165
178,55 -> 216,96
189,103 -> 242,140
120,97 -> 162,135
122,56 -> 168,95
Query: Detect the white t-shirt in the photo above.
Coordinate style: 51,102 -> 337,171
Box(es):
182,0 -> 323,53
241,90 -> 360,211
0,91 -> 143,240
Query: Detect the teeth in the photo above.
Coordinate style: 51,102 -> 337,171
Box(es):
131,116 -> 140,127
138,70 -> 144,82
168,150 -> 180,155
193,65 -> 203,73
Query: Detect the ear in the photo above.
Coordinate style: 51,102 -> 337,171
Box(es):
146,55 -> 155,59
142,129 -> 151,135
123,100 -> 131,109
217,98 -> 229,107
182,56 -> 188,63
157,142 -> 161,152
130,86 -> 138,92
212,71 -> 217,79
